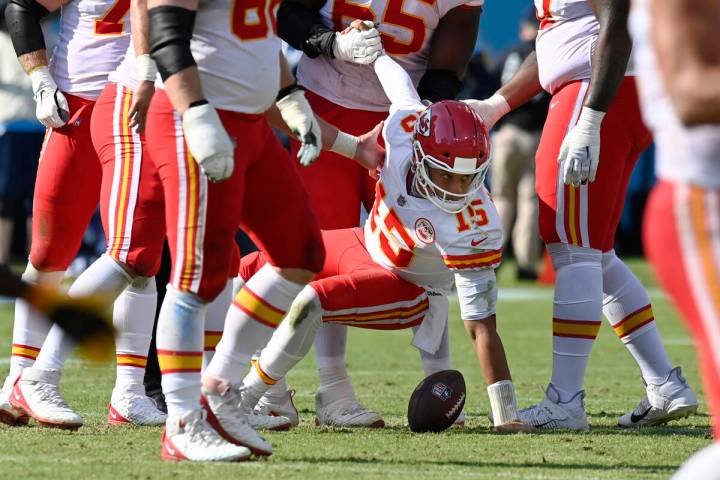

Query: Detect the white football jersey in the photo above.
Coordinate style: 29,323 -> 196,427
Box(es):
363,100 -> 503,298
534,0 -> 633,95
185,0 -> 282,113
629,0 -> 720,187
108,41 -> 139,91
51,0 -> 131,100
296,0 -> 483,112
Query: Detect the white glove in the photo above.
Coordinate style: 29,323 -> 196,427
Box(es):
333,21 -> 383,65
462,94 -> 510,130
29,66 -> 69,129
276,89 -> 322,167
557,106 -> 605,186
182,103 -> 234,182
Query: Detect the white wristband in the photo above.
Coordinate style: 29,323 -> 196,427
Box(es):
487,380 -> 519,426
329,131 -> 359,159
136,54 -> 158,83
576,106 -> 605,131
486,93 -> 511,117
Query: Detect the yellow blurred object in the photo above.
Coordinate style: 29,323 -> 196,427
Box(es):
25,285 -> 116,363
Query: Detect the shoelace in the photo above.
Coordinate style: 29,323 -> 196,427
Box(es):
36,383 -> 72,409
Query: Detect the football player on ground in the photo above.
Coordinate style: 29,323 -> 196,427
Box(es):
462,0 -> 697,430
145,0 -> 383,462
0,0 -> 167,429
202,53 -> 535,435
629,0 -> 720,477
265,0 -> 483,428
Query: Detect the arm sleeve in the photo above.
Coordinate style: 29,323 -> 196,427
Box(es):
454,268 -> 497,321
276,1 -> 335,59
374,54 -> 424,114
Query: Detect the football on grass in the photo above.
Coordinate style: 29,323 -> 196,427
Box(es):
407,369 -> 466,433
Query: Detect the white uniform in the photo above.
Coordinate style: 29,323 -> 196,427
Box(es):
364,56 -> 503,320
185,0 -> 282,113
296,0 -> 483,111
108,41 -> 139,91
51,0 -> 131,100
629,0 -> 720,188
534,0 -> 633,95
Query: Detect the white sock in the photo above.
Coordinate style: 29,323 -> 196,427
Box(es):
415,321 -> 452,376
548,244 -> 603,402
601,250 -> 673,384
203,279 -> 232,370
33,254 -> 132,371
315,323 -> 348,389
157,285 -> 206,420
243,286 -> 323,408
114,277 -> 157,392
5,264 -> 64,389
204,265 -> 305,384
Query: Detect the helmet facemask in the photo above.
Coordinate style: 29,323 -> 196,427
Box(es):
412,139 -> 489,214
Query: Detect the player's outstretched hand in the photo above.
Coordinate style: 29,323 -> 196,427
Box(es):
493,421 -> 538,434
334,20 -> 383,65
558,106 -> 604,186
277,89 -> 322,166
26,286 -> 115,363
355,121 -> 385,178
29,66 -> 69,129
462,94 -> 510,131
182,103 -> 235,182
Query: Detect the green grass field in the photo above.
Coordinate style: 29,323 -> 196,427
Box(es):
0,260 -> 712,479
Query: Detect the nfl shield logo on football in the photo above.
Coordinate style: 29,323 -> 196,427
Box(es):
431,382 -> 452,402
416,109 -> 431,137
415,218 -> 435,244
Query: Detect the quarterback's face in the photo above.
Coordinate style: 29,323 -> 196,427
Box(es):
427,167 -> 476,199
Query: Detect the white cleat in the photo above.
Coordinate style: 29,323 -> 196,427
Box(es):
161,409 -> 252,462
671,442 -> 720,480
515,384 -> 589,431
315,384 -> 385,428
255,388 -> 299,427
619,367 -> 698,428
10,368 -> 83,430
453,410 -> 466,427
200,384 -> 274,456
108,388 -> 168,426
0,379 -> 29,426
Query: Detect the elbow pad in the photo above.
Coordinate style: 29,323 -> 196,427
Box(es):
277,0 -> 335,58
5,0 -> 50,57
417,69 -> 463,103
149,6 -> 197,81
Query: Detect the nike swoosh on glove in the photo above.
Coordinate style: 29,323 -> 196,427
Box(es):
29,66 -> 69,129
182,103 -> 234,182
557,106 -> 605,186
276,89 -> 322,167
333,21 -> 383,65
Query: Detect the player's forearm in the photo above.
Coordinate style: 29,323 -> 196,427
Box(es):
584,0 -> 631,112
419,5 -> 480,102
495,51 -> 543,110
374,55 -> 422,108
277,0 -> 335,58
464,316 -> 512,385
132,0 -> 151,54
149,2 -> 204,113
651,0 -> 720,125
4,0 -> 54,73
